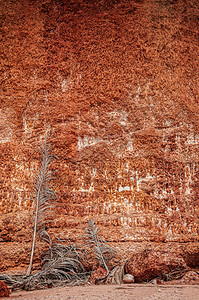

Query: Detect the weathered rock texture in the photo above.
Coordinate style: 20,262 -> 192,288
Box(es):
124,248 -> 187,282
0,280 -> 10,298
0,0 -> 199,271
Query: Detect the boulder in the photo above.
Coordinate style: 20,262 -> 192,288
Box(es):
124,249 -> 187,283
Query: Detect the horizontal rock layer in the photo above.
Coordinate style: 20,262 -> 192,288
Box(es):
0,0 -> 198,271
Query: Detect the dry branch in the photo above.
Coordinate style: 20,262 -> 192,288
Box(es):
85,220 -> 116,278
26,137 -> 56,276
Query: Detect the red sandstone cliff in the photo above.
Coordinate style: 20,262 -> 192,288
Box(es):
0,0 -> 198,272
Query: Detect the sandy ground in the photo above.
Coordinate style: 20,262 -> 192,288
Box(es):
3,284 -> 199,300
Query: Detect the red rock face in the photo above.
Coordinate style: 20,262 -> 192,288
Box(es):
0,0 -> 199,271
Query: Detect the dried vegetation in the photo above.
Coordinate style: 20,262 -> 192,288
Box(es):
85,220 -> 117,275
0,238 -> 90,290
26,137 -> 57,276
0,222 -> 118,291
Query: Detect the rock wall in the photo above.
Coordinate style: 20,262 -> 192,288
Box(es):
0,0 -> 199,271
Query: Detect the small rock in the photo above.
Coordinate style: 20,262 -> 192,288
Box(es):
123,274 -> 135,284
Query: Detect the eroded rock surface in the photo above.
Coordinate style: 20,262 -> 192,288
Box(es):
0,280 -> 10,298
124,248 -> 187,282
0,0 -> 198,272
